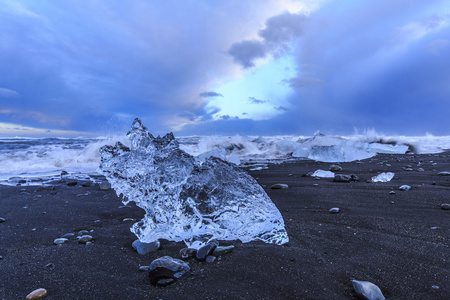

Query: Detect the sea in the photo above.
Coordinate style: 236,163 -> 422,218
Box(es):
1,132 -> 450,186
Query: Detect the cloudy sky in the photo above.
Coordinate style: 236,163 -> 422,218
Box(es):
0,0 -> 449,137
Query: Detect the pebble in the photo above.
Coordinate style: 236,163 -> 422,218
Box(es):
67,181 -> 77,186
438,171 -> 450,176
148,256 -> 190,285
99,182 -> 111,190
196,240 -> 219,261
61,233 -> 75,239
123,218 -> 136,221
78,230 -> 90,236
132,239 -> 160,255
205,255 -> 216,263
417,168 -> 425,172
35,185 -> 55,192
156,278 -> 175,286
329,208 -> 340,214
329,164 -> 343,172
53,238 -> 68,245
45,263 -> 55,270
441,203 -> 450,210
77,235 -> 93,244
139,266 -> 150,272
431,285 -> 439,290
352,280 -> 385,300
0,217 -> 5,223
334,174 -> 359,182
270,183 -> 288,189
389,191 -> 396,194
81,182 -> 92,187
26,288 -> 47,300
398,185 -> 411,191
212,245 -> 235,257
179,248 -> 197,259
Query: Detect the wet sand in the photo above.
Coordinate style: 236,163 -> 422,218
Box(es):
1,152 -> 449,299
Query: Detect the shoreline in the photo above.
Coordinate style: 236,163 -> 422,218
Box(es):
1,152 -> 449,299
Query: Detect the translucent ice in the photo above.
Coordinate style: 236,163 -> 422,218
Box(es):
371,172 -> 395,183
311,169 -> 335,178
99,118 -> 288,248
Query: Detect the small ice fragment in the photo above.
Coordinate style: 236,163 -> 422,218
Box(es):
371,172 -> 395,183
399,185 -> 411,191
352,280 -> 385,300
311,169 -> 335,178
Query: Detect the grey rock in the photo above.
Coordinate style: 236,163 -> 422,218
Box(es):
67,181 -> 77,186
352,280 -> 385,300
179,248 -> 197,259
0,217 -> 5,223
139,266 -> 150,272
441,203 -> 450,210
329,164 -> 343,172
35,185 -> 55,192
417,168 -> 425,172
399,185 -> 411,191
99,182 -> 111,190
270,183 -> 288,189
53,238 -> 68,245
148,256 -> 190,285
212,245 -> 235,257
205,255 -> 216,263
156,278 -> 175,286
78,230 -> 90,236
81,182 -> 92,187
334,174 -> 359,182
329,208 -> 340,214
132,239 -> 160,255
61,233 -> 75,239
196,240 -> 219,261
389,191 -> 396,194
438,171 -> 450,176
77,235 -> 93,244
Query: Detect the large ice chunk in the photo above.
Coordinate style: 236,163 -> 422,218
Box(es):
371,172 -> 395,183
99,118 -> 288,248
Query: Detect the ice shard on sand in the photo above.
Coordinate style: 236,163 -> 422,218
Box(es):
99,118 -> 288,248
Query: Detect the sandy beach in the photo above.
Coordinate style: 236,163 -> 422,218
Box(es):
1,152 -> 449,299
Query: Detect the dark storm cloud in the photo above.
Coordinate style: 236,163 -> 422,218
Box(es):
229,12 -> 307,68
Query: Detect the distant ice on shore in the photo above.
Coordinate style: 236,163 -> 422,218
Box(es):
1,129 -> 450,182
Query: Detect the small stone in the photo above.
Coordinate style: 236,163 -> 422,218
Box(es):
132,239 -> 160,255
85,241 -> 93,246
67,181 -> 77,186
148,256 -> 190,285
179,248 -> 197,259
78,230 -> 90,236
61,233 -> 75,239
270,183 -> 288,189
389,191 -> 396,194
212,245 -> 234,257
156,278 -> 175,286
398,185 -> 411,191
26,288 -> 47,300
35,185 -> 55,192
77,235 -> 93,244
139,266 -> 150,272
0,217 -> 5,223
329,208 -> 340,214
329,164 -> 343,172
441,203 -> 450,210
430,227 -> 438,230
334,174 -> 360,182
81,182 -> 92,187
352,280 -> 385,300
438,171 -> 450,176
431,285 -> 439,290
53,238 -> 68,245
405,168 -> 413,171
205,255 -> 216,263
123,218 -> 136,221
45,263 -> 54,270
196,240 -> 219,261
417,168 -> 425,172
99,182 -> 111,190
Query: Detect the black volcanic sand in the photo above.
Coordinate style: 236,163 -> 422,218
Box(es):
1,152 -> 449,299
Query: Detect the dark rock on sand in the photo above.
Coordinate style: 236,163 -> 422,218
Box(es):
196,240 -> 219,261
77,235 -> 93,244
0,217 -> 5,223
61,233 -> 75,239
35,185 -> 55,192
329,164 -> 342,172
212,245 -> 235,257
53,238 -> 68,245
441,203 -> 450,210
399,185 -> 411,191
156,278 -> 175,286
270,183 -> 289,189
438,171 -> 450,176
148,256 -> 190,285
78,230 -> 90,236
180,248 -> 197,259
351,280 -> 385,300
329,208 -> 340,214
132,239 -> 160,255
82,182 -> 92,187
205,255 -> 216,263
333,174 -> 359,182
67,181 -> 78,186
25,288 -> 47,300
